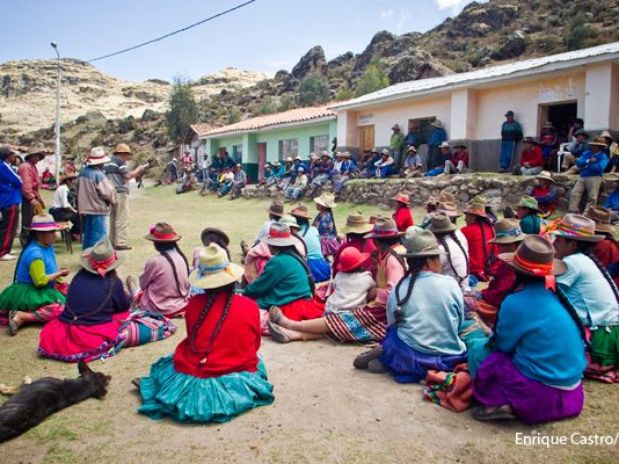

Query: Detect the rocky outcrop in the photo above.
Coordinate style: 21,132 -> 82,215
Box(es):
291,46 -> 327,80
490,30 -> 527,60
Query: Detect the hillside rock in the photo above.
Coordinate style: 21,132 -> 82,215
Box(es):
291,46 -> 327,79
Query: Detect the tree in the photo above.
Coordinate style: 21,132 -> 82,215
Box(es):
278,96 -> 295,112
165,76 -> 199,143
255,96 -> 278,115
564,15 -> 590,51
355,59 -> 390,97
298,73 -> 330,106
335,85 -> 354,102
227,108 -> 241,124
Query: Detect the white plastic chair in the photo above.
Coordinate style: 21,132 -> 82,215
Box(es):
556,142 -> 570,173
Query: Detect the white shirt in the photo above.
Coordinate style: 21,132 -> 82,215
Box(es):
438,230 -> 470,292
325,271 -> 375,313
51,184 -> 73,209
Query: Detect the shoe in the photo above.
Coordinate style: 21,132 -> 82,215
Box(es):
131,377 -> 141,389
268,321 -> 290,343
8,311 -> 20,336
472,405 -> 516,421
114,246 -> 132,251
367,359 -> 388,374
0,254 -> 16,261
352,345 -> 383,370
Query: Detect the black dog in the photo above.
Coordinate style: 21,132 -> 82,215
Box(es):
0,361 -> 111,442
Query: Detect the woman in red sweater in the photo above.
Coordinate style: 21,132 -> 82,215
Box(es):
460,197 -> 498,283
136,243 -> 274,423
392,193 -> 414,232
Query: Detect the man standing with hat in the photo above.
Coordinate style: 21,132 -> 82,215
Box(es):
568,137 -> 609,213
499,110 -> 523,172
0,145 -> 22,261
105,143 -> 148,250
77,147 -> 116,249
18,146 -> 52,247
390,123 -> 405,169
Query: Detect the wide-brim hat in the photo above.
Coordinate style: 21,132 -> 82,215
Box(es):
201,227 -> 230,247
516,195 -> 540,212
263,222 -> 298,247
392,193 -> 410,205
546,213 -> 605,243
81,238 -> 125,275
391,124 -> 400,131
499,235 -> 567,277
113,143 -> 132,155
189,244 -> 243,289
343,213 -> 373,235
463,197 -> 488,218
489,219 -> 527,244
590,137 -> 609,147
437,201 -> 462,218
600,130 -> 612,139
585,207 -> 614,234
289,204 -> 311,219
406,146 -> 417,153
439,141 -> 450,149
401,229 -> 444,257
365,217 -> 404,239
536,171 -> 555,183
337,247 -> 371,272
428,213 -> 456,234
144,222 -> 181,242
279,215 -> 301,230
267,201 -> 285,217
29,214 -> 60,232
320,151 -> 331,159
26,145 -> 54,160
340,151 -> 352,158
314,193 -> 337,209
86,147 -> 110,166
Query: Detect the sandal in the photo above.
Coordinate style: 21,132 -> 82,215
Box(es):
8,311 -> 20,336
353,345 -> 383,370
269,306 -> 284,325
472,405 -> 516,422
268,321 -> 290,344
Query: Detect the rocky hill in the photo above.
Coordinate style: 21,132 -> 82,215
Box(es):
2,0 -> 617,161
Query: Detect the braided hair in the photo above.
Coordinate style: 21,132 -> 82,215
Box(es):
154,242 -> 190,296
374,236 -> 406,269
436,232 -> 469,284
189,283 -> 235,366
579,242 -> 619,304
393,257 -> 427,324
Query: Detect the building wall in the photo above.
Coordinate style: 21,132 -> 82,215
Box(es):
610,64 -> 619,130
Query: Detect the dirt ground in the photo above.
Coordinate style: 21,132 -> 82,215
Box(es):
1,186 -> 617,463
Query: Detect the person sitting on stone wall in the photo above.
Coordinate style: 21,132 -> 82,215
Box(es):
358,149 -> 381,178
306,152 -> 333,196
403,146 -> 423,178
444,144 -> 469,174
332,152 -> 356,195
284,167 -> 308,202
426,142 -> 452,176
513,137 -> 544,176
527,171 -> 558,215
375,149 -> 396,178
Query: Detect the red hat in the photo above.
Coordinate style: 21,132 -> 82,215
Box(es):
392,193 -> 410,205
336,247 -> 371,273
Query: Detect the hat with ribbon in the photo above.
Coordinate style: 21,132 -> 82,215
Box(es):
364,217 -> 404,239
337,247 -> 371,273
81,238 -> 125,277
264,222 -> 298,247
314,192 -> 337,209
266,201 -> 285,218
428,213 -> 456,235
279,215 -> 301,230
343,213 -> 374,235
144,222 -> 181,242
544,213 -> 605,243
464,196 -> 488,218
113,143 -> 132,155
401,229 -> 444,257
585,206 -> 614,234
29,214 -> 60,232
488,219 -> 527,244
289,204 -> 311,219
86,146 -> 111,166
189,243 -> 244,289
499,235 -> 567,291
517,195 -> 540,212
392,192 -> 410,205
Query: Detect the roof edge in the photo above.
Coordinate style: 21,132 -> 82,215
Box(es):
200,114 -> 336,139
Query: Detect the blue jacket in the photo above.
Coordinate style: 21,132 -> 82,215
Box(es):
576,150 -> 608,177
0,161 -> 23,208
428,128 -> 447,147
604,190 -> 619,211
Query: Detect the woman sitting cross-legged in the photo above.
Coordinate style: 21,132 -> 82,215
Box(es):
268,218 -> 405,344
290,204 -> 331,283
136,243 -> 274,423
472,235 -> 587,424
38,238 -> 176,362
356,230 -> 467,382
0,214 -> 70,335
126,223 -> 190,318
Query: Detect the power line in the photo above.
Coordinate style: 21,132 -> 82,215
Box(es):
88,0 -> 256,62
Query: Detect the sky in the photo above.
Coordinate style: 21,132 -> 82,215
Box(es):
2,0 -> 480,82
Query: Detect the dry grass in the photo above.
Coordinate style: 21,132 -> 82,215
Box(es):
0,186 -> 617,464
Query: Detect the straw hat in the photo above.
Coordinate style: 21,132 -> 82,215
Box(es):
392,193 -> 410,205
343,213 -> 373,235
29,214 -> 60,232
81,238 -> 125,276
439,141 -> 450,149
428,213 -> 456,234
364,217 -> 403,239
337,247 -> 371,273
294,155 -> 302,161
499,235 -> 566,277
26,144 -> 54,160
340,151 -> 352,159
600,130 -> 612,139
370,147 -> 378,153
200,227 -> 230,247
86,147 -> 110,166
590,137 -> 609,147
488,219 -> 527,244
320,151 -> 331,159
113,143 -> 132,155
517,195 -> 540,212
263,222 -> 298,247
431,120 -> 443,128
546,213 -> 604,243
189,244 -> 244,290
290,205 -> 311,220
266,201 -> 285,218
536,171 -> 555,183
279,215 -> 301,230
271,160 -> 281,167
437,201 -> 462,218
585,206 -> 614,234
314,193 -> 337,209
144,222 -> 181,242
464,196 -> 488,218
406,146 -> 417,153
401,229 -> 444,257
381,149 -> 390,156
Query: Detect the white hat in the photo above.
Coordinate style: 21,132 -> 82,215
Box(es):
86,147 -> 110,166
439,141 -> 450,149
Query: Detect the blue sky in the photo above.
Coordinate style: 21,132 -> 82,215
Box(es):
2,0 -> 478,82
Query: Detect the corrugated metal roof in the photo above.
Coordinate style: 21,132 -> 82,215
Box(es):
332,42 -> 619,110
201,105 -> 336,138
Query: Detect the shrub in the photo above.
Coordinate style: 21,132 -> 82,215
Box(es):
165,75 -> 199,143
564,15 -> 590,51
298,73 -> 330,106
354,59 -> 389,97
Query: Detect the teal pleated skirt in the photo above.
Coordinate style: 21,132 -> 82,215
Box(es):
137,355 -> 275,423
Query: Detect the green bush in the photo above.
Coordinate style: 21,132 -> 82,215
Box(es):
165,76 -> 199,143
564,15 -> 590,51
354,59 -> 389,97
298,73 -> 330,106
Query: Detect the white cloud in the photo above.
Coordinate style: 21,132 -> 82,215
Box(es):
434,0 -> 487,14
380,9 -> 395,19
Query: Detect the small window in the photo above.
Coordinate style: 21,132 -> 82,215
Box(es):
407,117 -> 437,145
278,138 -> 298,160
310,135 -> 329,154
232,144 -> 243,164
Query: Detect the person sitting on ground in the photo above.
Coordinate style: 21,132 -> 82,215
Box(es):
460,197 -> 498,283
562,130 -> 589,172
516,196 -> 542,234
428,213 -> 470,292
0,215 -> 69,335
194,227 -> 231,269
39,238 -> 176,362
41,167 -> 56,189
332,213 -> 376,276
49,174 -> 80,238
127,223 -> 190,318
374,149 -> 396,178
136,243 -> 274,423
464,219 -> 525,328
216,167 -> 234,197
604,176 -> 619,222
283,166 -> 308,201
568,137 -> 609,213
392,193 -> 414,232
267,218 -> 405,344
324,248 -> 375,314
425,142 -> 452,176
244,223 -> 324,322
444,144 -> 469,174
547,214 -> 619,382
403,146 -> 423,178
229,164 -> 247,199
290,205 -> 331,283
584,207 -> 619,285
357,230 -> 467,381
332,152 -> 356,195
513,137 -> 544,176
254,201 -> 283,245
313,193 -> 340,258
527,171 -> 558,215
472,235 -> 586,424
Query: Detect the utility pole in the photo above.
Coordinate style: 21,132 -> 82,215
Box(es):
51,42 -> 61,181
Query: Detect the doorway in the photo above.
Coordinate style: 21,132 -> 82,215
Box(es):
257,143 -> 267,180
359,125 -> 375,154
538,101 -> 577,142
